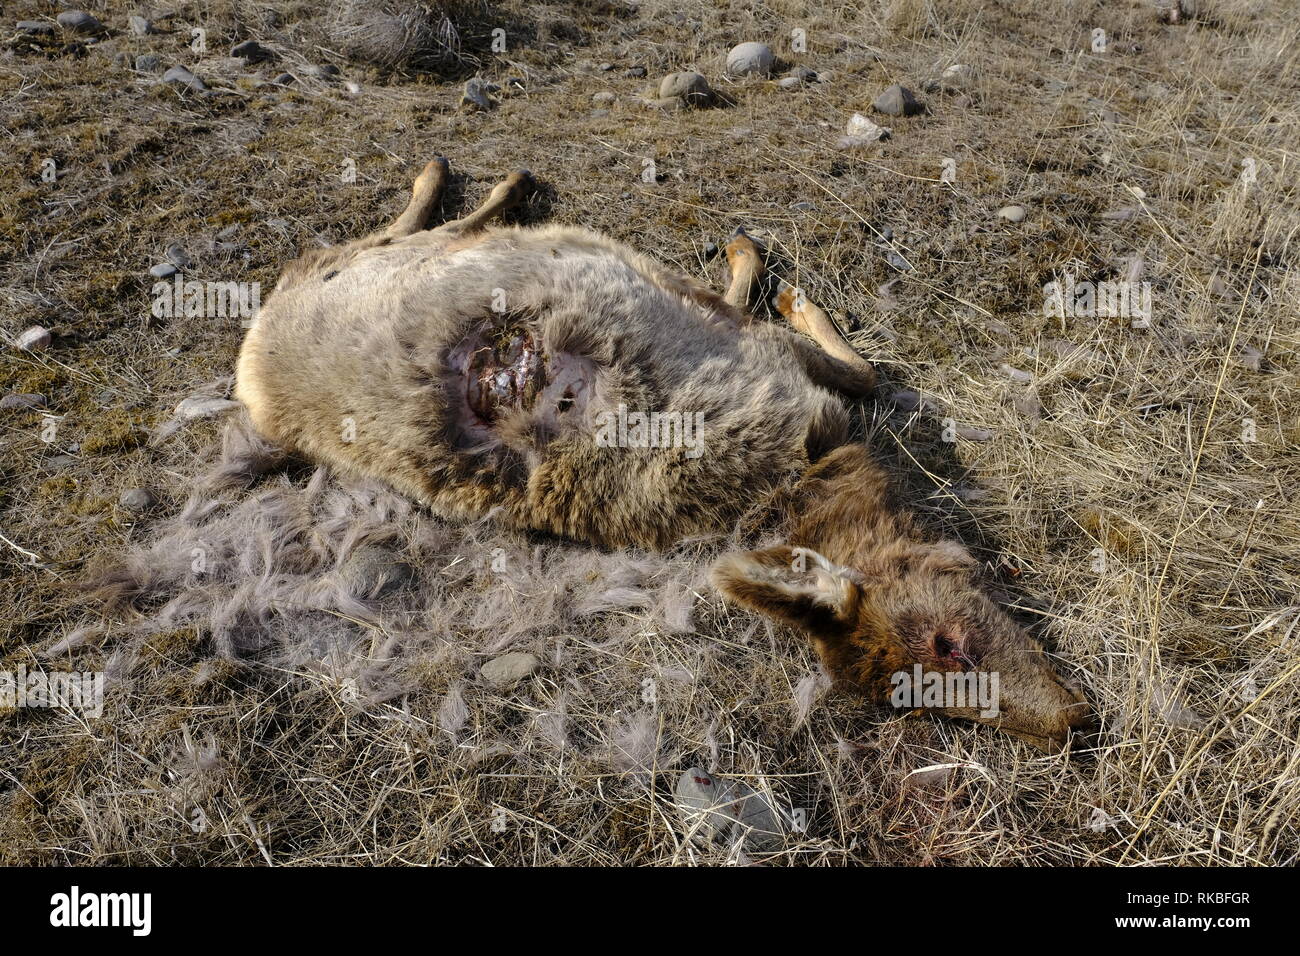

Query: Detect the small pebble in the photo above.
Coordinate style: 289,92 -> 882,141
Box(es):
273,72 -> 296,86
16,326 -> 51,351
461,77 -> 493,110
17,20 -> 55,35
127,15 -> 151,35
118,487 -> 156,512
149,263 -> 178,279
592,91 -> 615,105
231,39 -> 270,63
1,393 -> 46,411
1000,363 -> 1033,384
777,76 -> 803,90
624,66 -> 647,78
135,53 -> 163,73
163,65 -> 208,92
481,652 -> 540,687
998,204 -> 1027,223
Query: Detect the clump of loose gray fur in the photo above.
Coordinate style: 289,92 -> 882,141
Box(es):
326,0 -> 465,69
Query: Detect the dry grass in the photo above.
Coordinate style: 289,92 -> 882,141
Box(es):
1,0 -> 1297,865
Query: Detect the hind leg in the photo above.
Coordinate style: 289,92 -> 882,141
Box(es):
440,170 -> 536,235
723,227 -> 764,309
773,280 -> 876,395
385,156 -> 451,238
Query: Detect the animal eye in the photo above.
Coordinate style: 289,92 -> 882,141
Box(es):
933,632 -> 953,658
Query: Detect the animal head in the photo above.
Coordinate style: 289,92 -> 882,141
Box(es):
711,541 -> 1093,751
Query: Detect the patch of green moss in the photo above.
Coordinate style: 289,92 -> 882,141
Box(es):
81,409 -> 145,455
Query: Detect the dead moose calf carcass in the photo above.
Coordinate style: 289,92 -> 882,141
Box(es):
235,157 -> 1093,751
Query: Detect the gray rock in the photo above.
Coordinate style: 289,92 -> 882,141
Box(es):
790,201 -> 816,211
872,84 -> 924,117
480,651 -> 540,687
790,66 -> 816,82
1000,363 -> 1033,384
816,69 -> 834,84
1,393 -> 46,411
674,768 -> 789,851
135,53 -> 163,73
461,77 -> 494,111
777,76 -> 803,90
302,63 -> 340,79
727,781 -> 787,852
591,91 -> 616,105
149,262 -> 178,279
726,41 -> 775,77
624,66 -> 647,78
674,768 -> 735,844
16,326 -> 51,351
127,15 -> 151,35
17,20 -> 56,35
231,39 -> 270,63
273,72 -> 295,85
338,547 -> 412,599
997,204 -> 1027,223
56,10 -> 103,34
955,425 -> 994,441
163,65 -> 208,92
173,396 -> 240,420
845,112 -> 891,142
658,71 -> 713,106
599,62 -> 613,72
118,487 -> 156,512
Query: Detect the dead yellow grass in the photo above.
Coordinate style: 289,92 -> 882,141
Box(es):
1,0 -> 1297,865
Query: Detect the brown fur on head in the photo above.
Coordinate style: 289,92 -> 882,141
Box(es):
711,539 -> 1093,753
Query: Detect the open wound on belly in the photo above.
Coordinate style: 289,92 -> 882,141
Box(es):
447,319 -> 596,447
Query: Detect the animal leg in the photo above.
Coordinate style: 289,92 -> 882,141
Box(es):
773,279 -> 876,394
443,170 -> 536,234
384,156 -> 450,238
723,227 -> 764,309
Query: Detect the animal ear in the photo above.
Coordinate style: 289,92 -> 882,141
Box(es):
710,546 -> 861,640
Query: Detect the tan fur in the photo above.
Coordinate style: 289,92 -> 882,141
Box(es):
236,159 -> 1091,750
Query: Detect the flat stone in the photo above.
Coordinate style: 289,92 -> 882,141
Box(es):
163,65 -> 208,92
1,393 -> 46,411
480,651 -> 540,687
16,326 -> 51,351
18,20 -> 56,35
56,10 -> 103,34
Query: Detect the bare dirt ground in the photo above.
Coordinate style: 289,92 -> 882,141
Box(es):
1,0 -> 1297,865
